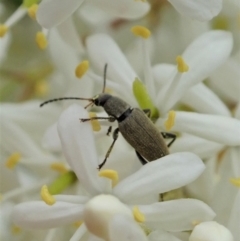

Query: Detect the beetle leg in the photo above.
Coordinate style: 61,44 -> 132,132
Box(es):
161,132 -> 176,147
106,126 -> 112,136
98,128 -> 119,170
80,116 -> 115,122
135,151 -> 149,165
142,109 -> 151,118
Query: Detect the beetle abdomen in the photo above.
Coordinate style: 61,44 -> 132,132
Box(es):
119,108 -> 169,162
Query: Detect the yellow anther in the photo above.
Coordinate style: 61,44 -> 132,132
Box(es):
212,16 -> 229,30
73,221 -> 83,227
89,112 -> 101,132
75,61 -> 89,78
176,56 -> 189,73
0,24 -> 8,37
50,162 -> 68,174
104,87 -> 113,94
5,153 -> 21,169
27,4 -> 38,20
12,226 -> 21,235
164,110 -> 176,131
36,32 -> 48,50
35,80 -> 49,96
230,178 -> 240,187
41,185 -> 56,205
131,25 -> 151,39
192,220 -> 201,227
133,206 -> 145,223
98,169 -> 119,187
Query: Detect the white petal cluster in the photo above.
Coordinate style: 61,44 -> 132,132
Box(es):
13,105 -> 215,241
1,0 -> 239,240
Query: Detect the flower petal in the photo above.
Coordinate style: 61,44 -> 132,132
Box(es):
13,201 -> 84,229
56,18 -> 84,53
170,133 -> 223,159
148,230 -> 182,241
0,32 -> 11,62
90,0 -> 150,19
139,199 -> 215,232
158,111 -> 240,145
209,57 -> 240,103
189,221 -> 233,241
114,152 -> 204,204
57,104 -> 107,194
86,34 -> 137,104
157,31 -> 233,114
37,0 -> 85,28
228,190 -> 240,240
181,83 -> 231,116
109,215 -> 148,241
42,123 -> 62,152
168,0 -> 222,21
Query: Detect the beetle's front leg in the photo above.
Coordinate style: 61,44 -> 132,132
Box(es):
98,128 -> 120,170
80,116 -> 116,122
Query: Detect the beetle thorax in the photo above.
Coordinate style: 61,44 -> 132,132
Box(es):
103,96 -> 131,119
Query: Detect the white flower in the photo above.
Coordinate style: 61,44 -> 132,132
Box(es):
0,101 -> 65,203
85,29 -> 235,158
0,100 -> 69,241
189,221 -> 233,241
167,0 -> 222,21
36,0 -> 150,29
13,104 -> 215,241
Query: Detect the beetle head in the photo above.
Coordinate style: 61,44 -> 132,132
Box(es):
93,93 -> 111,107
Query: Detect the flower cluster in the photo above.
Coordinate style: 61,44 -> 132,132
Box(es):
1,0 -> 239,241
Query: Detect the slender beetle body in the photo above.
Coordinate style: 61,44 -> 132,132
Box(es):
40,65 -> 175,168
96,94 -> 169,162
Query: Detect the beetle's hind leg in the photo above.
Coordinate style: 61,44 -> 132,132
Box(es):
98,128 -> 119,170
142,109 -> 151,118
161,132 -> 176,147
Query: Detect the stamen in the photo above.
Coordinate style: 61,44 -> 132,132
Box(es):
12,226 -> 21,235
212,16 -> 229,30
23,0 -> 39,8
34,80 -> 49,96
73,221 -> 83,228
48,171 -> 77,195
104,87 -> 113,94
41,185 -> 56,205
0,24 -> 8,38
89,112 -> 101,132
36,31 -> 48,50
230,178 -> 240,187
131,25 -> 151,39
164,110 -> 176,131
75,61 -> 89,78
176,56 -> 189,73
133,206 -> 145,223
133,78 -> 159,119
27,4 -> 38,20
192,220 -> 201,226
98,169 -> 119,187
5,153 -> 21,169
50,162 -> 68,174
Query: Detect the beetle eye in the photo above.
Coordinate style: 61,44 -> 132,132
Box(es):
93,95 -> 100,106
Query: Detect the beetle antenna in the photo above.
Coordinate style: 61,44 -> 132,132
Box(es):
102,63 -> 108,93
84,102 -> 94,109
40,97 -> 93,107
